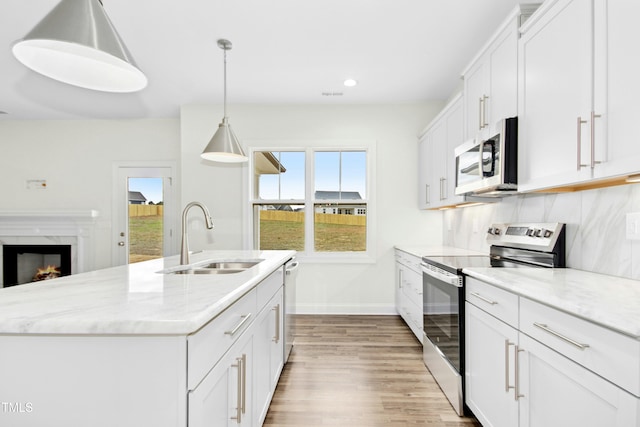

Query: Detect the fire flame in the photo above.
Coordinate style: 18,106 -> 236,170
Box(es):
33,265 -> 61,281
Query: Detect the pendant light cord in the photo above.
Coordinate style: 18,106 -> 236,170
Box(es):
223,46 -> 227,118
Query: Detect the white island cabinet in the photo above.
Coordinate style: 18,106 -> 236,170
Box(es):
0,249 -> 294,427
464,271 -> 640,427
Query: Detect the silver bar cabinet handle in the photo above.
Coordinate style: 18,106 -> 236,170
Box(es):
439,177 -> 445,200
470,291 -> 497,305
482,95 -> 489,129
533,322 -> 590,350
225,313 -> 253,336
505,340 -> 515,392
273,304 -> 281,343
590,111 -> 602,169
514,346 -> 524,400
241,353 -> 247,414
230,356 -> 243,423
479,97 -> 484,130
577,117 -> 588,170
426,184 -> 430,205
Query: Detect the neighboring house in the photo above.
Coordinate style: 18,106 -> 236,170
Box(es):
128,191 -> 147,205
314,191 -> 366,216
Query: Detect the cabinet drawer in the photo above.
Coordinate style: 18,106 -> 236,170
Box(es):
256,268 -> 284,310
402,269 -> 423,308
466,277 -> 518,328
187,288 -> 257,390
520,297 -> 640,397
395,250 -> 421,274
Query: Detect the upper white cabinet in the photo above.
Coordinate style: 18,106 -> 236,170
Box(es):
418,93 -> 465,209
518,0 -> 640,192
462,5 -> 539,141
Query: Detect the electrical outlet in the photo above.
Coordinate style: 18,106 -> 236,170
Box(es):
626,212 -> 640,240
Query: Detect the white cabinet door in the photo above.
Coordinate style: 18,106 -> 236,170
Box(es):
465,303 -> 519,427
254,287 -> 284,425
487,25 -> 518,134
464,59 -> 488,139
592,0 -> 640,180
463,14 -> 520,141
518,333 -> 639,427
431,119 -> 448,204
418,93 -> 465,209
189,332 -> 254,427
518,0 -> 594,191
444,97 -> 465,203
418,131 -> 432,209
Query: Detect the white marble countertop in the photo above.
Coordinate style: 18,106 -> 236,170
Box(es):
0,250 -> 295,336
463,267 -> 640,339
395,245 -> 487,258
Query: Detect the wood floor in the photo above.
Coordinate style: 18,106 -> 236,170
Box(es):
264,315 -> 481,427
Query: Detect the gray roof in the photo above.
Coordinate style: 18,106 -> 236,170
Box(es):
315,191 -> 362,200
128,191 -> 147,202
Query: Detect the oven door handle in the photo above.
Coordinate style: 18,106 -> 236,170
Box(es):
421,263 -> 462,288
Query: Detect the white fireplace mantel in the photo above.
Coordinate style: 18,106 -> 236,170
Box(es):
0,211 -> 99,286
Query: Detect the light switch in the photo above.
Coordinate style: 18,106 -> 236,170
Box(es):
625,212 -> 640,240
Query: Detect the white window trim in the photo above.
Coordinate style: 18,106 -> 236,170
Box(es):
244,140 -> 376,263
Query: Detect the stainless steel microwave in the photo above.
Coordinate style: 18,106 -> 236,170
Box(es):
454,117 -> 518,196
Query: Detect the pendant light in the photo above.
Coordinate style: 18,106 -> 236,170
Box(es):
12,0 -> 147,93
201,39 -> 248,163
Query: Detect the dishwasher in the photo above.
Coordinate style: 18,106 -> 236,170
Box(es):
284,257 -> 299,363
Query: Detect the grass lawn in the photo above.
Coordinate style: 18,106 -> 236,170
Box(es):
129,215 -> 163,263
260,220 -> 365,252
127,216 -> 365,264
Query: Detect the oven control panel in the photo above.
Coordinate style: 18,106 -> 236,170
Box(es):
486,222 -> 565,251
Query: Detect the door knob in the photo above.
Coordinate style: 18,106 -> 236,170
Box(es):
118,242 -> 125,246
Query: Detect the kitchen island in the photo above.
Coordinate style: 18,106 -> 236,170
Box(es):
0,249 -> 295,427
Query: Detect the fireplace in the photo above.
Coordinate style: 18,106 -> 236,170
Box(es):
0,210 -> 98,288
3,244 -> 72,287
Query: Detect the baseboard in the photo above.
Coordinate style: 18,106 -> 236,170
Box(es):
295,303 -> 397,315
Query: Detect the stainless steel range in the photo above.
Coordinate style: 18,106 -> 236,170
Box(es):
421,222 -> 566,416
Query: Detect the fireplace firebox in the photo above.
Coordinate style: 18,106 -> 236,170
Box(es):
2,245 -> 72,287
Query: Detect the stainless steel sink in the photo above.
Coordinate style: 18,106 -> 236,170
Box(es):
160,259 -> 264,275
172,268 -> 245,275
201,261 -> 262,269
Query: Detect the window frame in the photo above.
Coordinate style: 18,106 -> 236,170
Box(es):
246,141 -> 376,263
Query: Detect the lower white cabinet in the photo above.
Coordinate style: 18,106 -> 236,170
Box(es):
189,331 -> 254,427
518,333 -> 638,427
394,249 -> 423,343
465,277 -> 640,427
188,268 -> 286,427
254,287 -> 284,425
465,303 -> 519,427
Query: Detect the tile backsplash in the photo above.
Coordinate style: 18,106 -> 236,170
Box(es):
443,184 -> 640,280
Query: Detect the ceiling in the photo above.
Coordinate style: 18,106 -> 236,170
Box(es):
1,0 -> 528,120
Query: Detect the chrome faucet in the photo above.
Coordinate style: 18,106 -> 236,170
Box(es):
180,202 -> 214,265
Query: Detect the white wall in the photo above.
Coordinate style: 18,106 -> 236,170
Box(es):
0,119 -> 180,269
443,185 -> 640,279
181,103 -> 444,314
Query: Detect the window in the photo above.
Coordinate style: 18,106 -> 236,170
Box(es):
250,147 -> 371,259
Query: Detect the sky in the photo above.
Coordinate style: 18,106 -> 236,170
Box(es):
129,178 -> 163,204
258,151 -> 367,200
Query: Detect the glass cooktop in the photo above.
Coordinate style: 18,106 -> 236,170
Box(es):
422,255 -> 492,274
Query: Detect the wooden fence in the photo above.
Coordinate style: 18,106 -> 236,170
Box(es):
129,204 -> 164,217
259,210 -> 365,226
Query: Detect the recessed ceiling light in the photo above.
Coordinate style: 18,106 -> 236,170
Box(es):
343,79 -> 358,87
